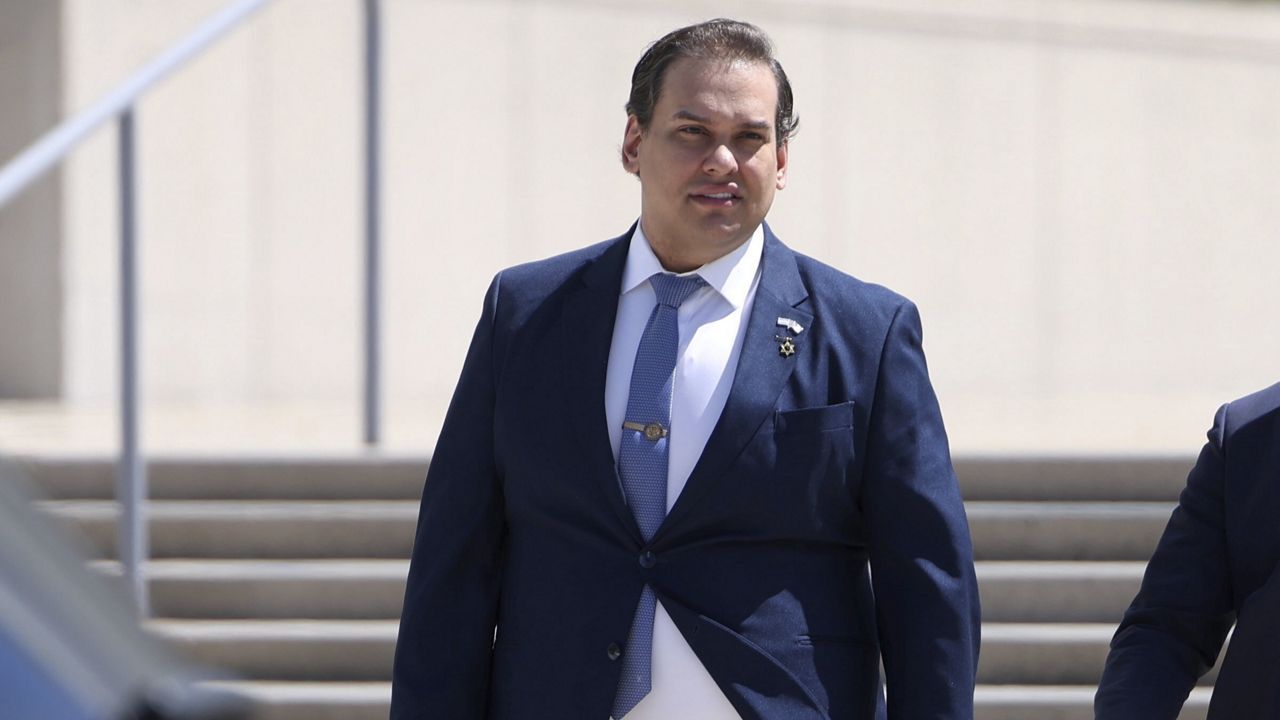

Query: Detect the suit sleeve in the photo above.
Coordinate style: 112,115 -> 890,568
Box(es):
391,275 -> 505,719
1094,404 -> 1236,720
863,300 -> 981,719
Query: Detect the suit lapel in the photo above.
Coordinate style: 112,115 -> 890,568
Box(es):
560,229 -> 643,540
660,225 -> 813,539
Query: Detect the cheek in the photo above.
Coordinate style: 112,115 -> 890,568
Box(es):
744,155 -> 778,182
748,170 -> 779,198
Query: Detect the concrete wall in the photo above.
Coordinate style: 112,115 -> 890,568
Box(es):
3,0 -> 1279,451
0,1 -> 63,397
57,0 -> 359,409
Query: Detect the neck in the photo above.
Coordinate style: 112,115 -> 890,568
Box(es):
641,222 -> 754,273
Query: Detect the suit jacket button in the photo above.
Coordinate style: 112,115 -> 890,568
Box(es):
607,643 -> 622,661
639,550 -> 657,569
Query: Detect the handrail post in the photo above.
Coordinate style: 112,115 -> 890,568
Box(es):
118,109 -> 149,617
363,0 -> 382,446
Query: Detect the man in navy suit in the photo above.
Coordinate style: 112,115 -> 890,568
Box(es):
392,18 -> 979,719
1096,381 -> 1280,719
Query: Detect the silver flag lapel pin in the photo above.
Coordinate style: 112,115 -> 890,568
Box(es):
776,317 -> 805,334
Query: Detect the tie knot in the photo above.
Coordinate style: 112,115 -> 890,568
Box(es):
649,273 -> 705,309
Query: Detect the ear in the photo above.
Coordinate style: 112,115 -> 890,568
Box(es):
775,140 -> 789,190
621,115 -> 643,175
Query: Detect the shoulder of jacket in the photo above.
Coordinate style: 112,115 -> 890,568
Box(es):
1222,380 -> 1280,438
784,248 -> 916,323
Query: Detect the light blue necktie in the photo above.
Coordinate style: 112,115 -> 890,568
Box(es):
612,272 -> 705,719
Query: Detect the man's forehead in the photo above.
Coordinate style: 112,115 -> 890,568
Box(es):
670,109 -> 772,130
653,58 -> 778,128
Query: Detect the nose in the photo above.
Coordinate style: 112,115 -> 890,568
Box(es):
702,143 -> 738,175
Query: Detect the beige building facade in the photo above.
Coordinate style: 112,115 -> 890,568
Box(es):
2,0 -> 1279,453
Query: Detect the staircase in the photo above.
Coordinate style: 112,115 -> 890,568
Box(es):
23,456 -> 419,720
960,457 -> 1212,720
18,454 -> 1214,719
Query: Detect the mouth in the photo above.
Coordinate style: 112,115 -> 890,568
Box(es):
690,188 -> 742,206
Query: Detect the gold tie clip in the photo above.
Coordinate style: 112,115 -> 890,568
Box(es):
623,420 -> 668,441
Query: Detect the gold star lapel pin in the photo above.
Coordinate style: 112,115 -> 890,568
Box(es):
776,335 -> 797,358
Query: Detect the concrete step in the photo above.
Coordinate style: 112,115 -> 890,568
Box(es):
979,623 -> 1218,686
197,682 -> 1213,720
43,499 -> 1176,562
95,559 -> 1141,623
93,559 -> 410,619
955,456 -> 1193,501
979,623 -> 1114,685
13,454 -> 428,500
976,561 -> 1143,622
202,681 -> 391,720
41,500 -> 418,559
150,619 -> 1217,688
974,685 -> 1210,720
968,501 -> 1174,560
149,620 -> 398,682
15,454 -> 1196,503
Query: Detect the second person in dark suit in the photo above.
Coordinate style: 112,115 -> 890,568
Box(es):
1097,380 -> 1280,719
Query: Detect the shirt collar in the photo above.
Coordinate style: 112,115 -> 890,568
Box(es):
620,221 -> 764,310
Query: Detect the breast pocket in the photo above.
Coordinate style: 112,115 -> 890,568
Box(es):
774,401 -> 855,435
769,402 -> 859,524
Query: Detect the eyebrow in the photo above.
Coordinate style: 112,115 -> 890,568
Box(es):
672,110 -> 772,131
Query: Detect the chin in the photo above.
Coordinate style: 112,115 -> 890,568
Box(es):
711,221 -> 749,240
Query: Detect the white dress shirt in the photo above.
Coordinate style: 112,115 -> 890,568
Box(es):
605,221 -> 763,719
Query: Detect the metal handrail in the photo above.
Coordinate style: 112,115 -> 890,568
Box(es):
0,0 -> 385,616
0,0 -> 271,208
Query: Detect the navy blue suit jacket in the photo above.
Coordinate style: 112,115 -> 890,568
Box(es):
1096,381 -> 1280,719
391,225 -> 980,719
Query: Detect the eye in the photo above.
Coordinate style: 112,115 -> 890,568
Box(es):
740,132 -> 767,142
679,126 -> 707,137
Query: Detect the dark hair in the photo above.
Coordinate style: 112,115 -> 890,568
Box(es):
626,18 -> 798,145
